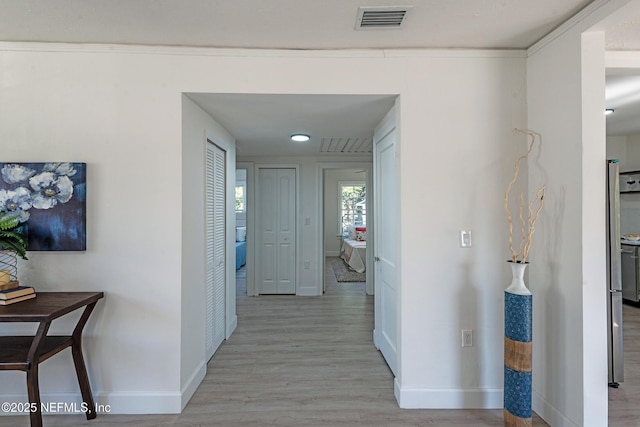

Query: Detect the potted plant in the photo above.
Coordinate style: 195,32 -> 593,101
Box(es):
0,211 -> 28,286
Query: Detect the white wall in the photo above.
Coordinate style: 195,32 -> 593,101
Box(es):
181,95 -> 237,409
0,48 -> 184,413
607,135 -> 628,168
396,53 -> 526,409
0,43 -> 527,413
525,1 -> 635,424
625,134 -> 640,170
527,31 -> 599,427
323,169 -> 368,256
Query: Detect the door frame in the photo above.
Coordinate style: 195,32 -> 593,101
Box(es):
316,162 -> 374,296
236,161 -> 255,296
372,105 -> 400,376
254,164 -> 300,295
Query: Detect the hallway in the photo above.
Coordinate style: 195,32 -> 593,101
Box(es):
0,266 -> 549,426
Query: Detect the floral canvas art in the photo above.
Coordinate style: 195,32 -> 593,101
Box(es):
0,162 -> 86,251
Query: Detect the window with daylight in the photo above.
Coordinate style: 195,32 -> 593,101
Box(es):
339,182 -> 366,234
235,185 -> 245,213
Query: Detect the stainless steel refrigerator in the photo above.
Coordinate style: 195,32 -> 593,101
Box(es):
607,159 -> 624,387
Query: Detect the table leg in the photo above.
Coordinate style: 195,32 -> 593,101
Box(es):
26,363 -> 42,427
26,321 -> 50,427
71,343 -> 97,420
71,302 -> 98,420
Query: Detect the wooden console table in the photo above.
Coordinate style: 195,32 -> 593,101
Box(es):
0,292 -> 104,427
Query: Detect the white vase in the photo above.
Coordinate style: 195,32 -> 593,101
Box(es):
505,261 -> 531,295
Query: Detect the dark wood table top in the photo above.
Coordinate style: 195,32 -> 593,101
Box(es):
0,292 -> 104,322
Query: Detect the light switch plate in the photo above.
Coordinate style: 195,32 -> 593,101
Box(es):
460,230 -> 472,248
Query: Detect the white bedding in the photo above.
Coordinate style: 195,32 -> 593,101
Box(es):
341,238 -> 366,273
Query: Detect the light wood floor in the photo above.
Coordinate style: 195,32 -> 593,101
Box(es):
609,302 -> 640,426
0,261 -> 552,426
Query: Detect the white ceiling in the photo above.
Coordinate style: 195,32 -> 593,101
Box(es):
0,0 -> 598,50
187,94 -> 397,157
606,72 -> 640,136
1,1 -> 639,150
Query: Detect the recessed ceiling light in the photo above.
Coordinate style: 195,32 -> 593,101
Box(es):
606,109 -> 615,115
291,134 -> 310,142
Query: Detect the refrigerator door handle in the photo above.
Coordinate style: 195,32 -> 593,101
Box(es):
609,162 -> 623,292
608,161 -> 624,386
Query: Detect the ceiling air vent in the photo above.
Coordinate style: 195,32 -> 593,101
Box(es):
355,6 -> 412,30
320,137 -> 373,153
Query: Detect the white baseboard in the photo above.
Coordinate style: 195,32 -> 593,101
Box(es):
325,251 -> 340,257
533,390 -> 578,427
297,287 -> 320,296
394,380 -> 503,409
181,361 -> 207,410
0,363 -> 208,416
226,315 -> 238,339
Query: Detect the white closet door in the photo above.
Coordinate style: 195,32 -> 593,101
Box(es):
374,117 -> 398,376
206,141 -> 226,361
258,168 -> 296,294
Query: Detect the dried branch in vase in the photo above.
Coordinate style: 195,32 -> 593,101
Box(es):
504,129 -> 545,264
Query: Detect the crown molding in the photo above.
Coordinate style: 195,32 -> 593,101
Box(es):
606,50 -> 640,68
0,41 -> 525,59
527,0 -> 626,57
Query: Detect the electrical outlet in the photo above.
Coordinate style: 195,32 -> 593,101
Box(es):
462,329 -> 473,347
304,260 -> 310,269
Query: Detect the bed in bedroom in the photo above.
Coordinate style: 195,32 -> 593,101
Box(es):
236,241 -> 246,270
341,225 -> 366,273
236,226 -> 247,270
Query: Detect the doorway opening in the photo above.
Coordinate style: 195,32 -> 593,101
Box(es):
235,167 -> 248,296
606,70 -> 640,421
320,166 -> 372,295
186,92 -> 399,400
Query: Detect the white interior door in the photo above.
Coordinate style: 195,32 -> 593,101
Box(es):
373,111 -> 398,376
257,168 -> 296,294
206,141 -> 226,361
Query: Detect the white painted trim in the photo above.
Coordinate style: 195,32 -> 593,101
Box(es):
383,49 -> 526,58
316,161 -> 375,296
236,162 -> 256,296
297,287 -> 318,297
394,379 -> 503,409
374,105 -> 397,144
527,0 -> 615,56
226,314 -> 237,339
533,390 -> 580,427
606,50 -> 640,69
325,250 -> 340,257
0,41 -> 526,59
373,100 -> 401,381
181,361 -> 207,410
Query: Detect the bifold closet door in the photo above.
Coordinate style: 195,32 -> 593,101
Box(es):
206,141 -> 226,361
